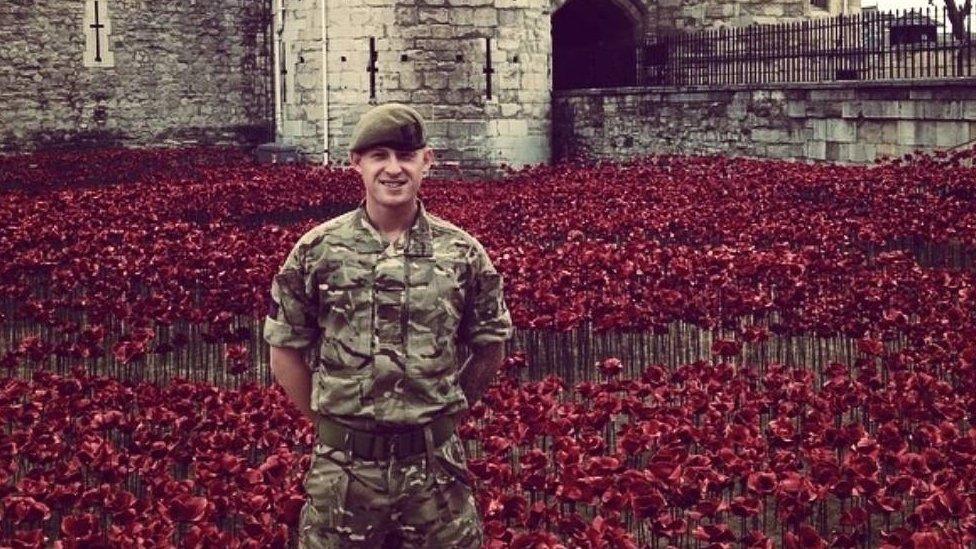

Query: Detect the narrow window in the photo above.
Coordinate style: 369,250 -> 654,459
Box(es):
367,37 -> 378,100
84,0 -> 115,67
483,37 -> 494,99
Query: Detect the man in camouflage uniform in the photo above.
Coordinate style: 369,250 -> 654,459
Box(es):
264,103 -> 513,548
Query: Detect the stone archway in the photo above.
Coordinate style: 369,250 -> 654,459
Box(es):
552,0 -> 647,37
551,0 -> 647,90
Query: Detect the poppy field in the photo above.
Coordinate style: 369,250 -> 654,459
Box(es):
2,147 -> 976,547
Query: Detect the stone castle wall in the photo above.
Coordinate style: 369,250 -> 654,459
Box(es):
277,0 -> 862,175
0,0 -> 273,152
552,79 -> 976,165
2,0 -> 869,170
278,0 -> 550,178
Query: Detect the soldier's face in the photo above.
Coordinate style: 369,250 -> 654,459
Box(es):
350,146 -> 433,210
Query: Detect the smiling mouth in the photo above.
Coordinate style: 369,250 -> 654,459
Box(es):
381,180 -> 407,188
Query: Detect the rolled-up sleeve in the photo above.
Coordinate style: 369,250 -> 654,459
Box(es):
263,242 -> 320,349
459,242 -> 514,346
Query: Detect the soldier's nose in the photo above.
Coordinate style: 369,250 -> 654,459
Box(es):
384,157 -> 403,175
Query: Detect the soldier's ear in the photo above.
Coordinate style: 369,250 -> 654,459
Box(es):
349,151 -> 363,174
422,147 -> 434,174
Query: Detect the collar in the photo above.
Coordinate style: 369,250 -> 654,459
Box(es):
355,199 -> 434,257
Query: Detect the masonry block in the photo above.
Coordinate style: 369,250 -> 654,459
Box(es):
805,140 -> 827,160
916,121 -> 939,146
880,121 -> 899,144
809,89 -> 856,101
934,121 -> 970,147
283,119 -> 303,137
826,119 -> 856,143
848,143 -> 877,163
897,101 -> 917,119
505,119 -> 529,137
787,102 -> 807,118
472,7 -> 497,26
841,102 -> 862,119
765,143 -> 801,159
826,142 -> 847,162
875,143 -> 901,159
859,100 -> 886,119
751,128 -> 790,143
922,101 -> 962,120
418,8 -> 452,24
897,120 -> 918,146
858,121 -> 883,143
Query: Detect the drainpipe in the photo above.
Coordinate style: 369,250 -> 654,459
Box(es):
321,0 -> 330,164
272,0 -> 283,138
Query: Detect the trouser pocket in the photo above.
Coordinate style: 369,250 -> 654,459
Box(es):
303,449 -> 352,532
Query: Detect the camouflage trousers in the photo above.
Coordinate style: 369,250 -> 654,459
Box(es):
298,431 -> 483,549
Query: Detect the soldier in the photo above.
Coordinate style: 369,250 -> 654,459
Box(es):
264,103 -> 514,548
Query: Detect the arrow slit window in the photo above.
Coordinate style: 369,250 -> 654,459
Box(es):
84,0 -> 115,68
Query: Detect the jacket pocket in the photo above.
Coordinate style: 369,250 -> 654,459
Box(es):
316,262 -> 373,374
407,258 -> 465,374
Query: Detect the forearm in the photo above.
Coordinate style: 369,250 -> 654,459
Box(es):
270,346 -> 315,421
459,342 -> 506,405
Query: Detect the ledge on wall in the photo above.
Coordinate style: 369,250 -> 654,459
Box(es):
552,77 -> 976,98
255,142 -> 300,165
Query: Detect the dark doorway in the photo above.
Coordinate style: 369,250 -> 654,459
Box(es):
889,13 -> 939,46
552,0 -> 638,90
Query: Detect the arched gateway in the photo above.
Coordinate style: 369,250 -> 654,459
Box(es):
552,0 -> 647,90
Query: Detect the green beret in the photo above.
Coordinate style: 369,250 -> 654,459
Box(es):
349,103 -> 427,153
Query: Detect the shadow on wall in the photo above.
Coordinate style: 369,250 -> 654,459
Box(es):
2,130 -> 128,152
155,125 -> 273,147
2,124 -> 272,154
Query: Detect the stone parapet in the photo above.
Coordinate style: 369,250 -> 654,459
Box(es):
553,78 -> 976,165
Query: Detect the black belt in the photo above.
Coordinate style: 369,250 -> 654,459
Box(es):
316,415 -> 456,461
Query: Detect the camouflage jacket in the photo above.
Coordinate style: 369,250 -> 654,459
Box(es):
263,199 -> 514,428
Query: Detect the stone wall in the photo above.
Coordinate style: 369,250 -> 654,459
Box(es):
649,0 -> 859,34
278,0 -> 858,177
278,0 -> 550,178
1,0 -> 870,167
552,78 -> 976,164
0,0 -> 273,152
275,0 -> 859,176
